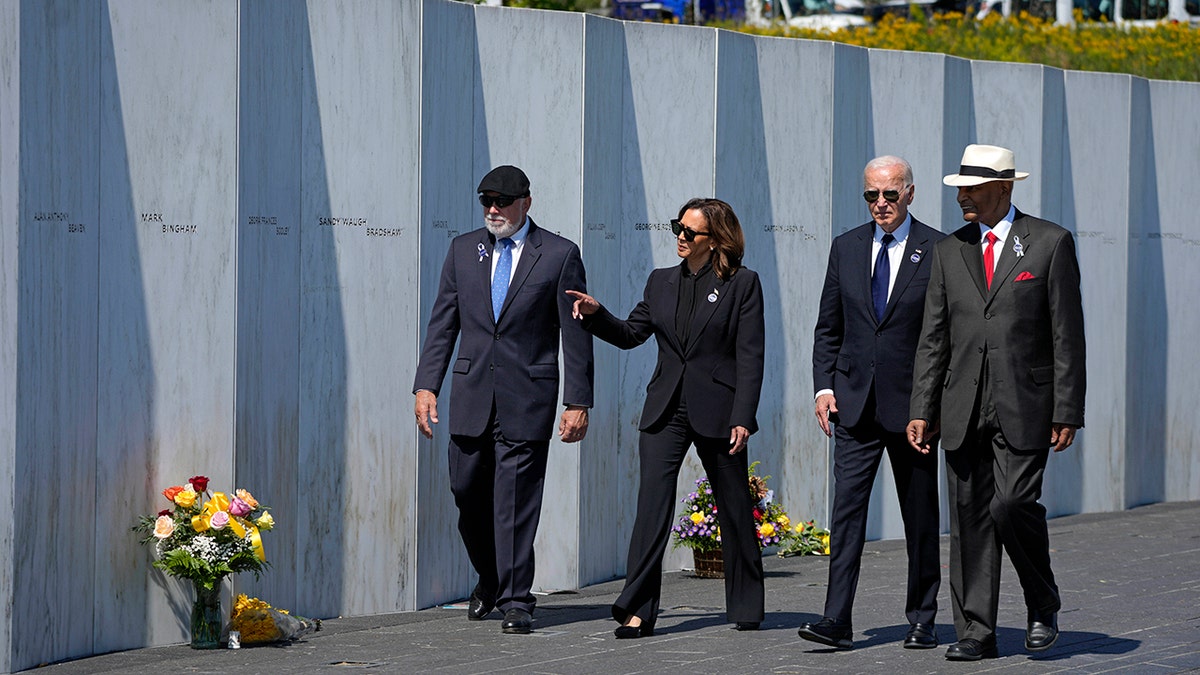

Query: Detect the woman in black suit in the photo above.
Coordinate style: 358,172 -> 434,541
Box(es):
567,197 -> 765,638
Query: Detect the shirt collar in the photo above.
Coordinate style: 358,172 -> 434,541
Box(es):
497,217 -> 530,246
875,213 -> 912,244
979,205 -> 1016,242
679,259 -> 713,278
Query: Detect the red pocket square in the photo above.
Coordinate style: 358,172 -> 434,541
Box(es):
1014,271 -> 1036,282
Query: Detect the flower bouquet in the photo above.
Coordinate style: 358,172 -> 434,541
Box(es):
672,462 -> 828,575
133,475 -> 275,648
225,594 -> 320,646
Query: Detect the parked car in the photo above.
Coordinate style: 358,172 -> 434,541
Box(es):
611,0 -> 745,23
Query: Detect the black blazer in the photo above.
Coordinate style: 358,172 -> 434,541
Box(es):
413,219 -> 594,441
584,264 -> 764,438
910,210 -> 1086,451
813,218 -> 944,433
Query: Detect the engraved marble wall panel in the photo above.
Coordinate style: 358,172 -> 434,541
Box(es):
96,0 -> 239,650
416,0 -> 476,610
236,0 -> 304,610
968,61 -> 1065,224
300,0 -> 421,616
1060,71 -> 1131,514
622,21 -> 716,572
715,33 -> 835,540
1135,80 -> 1200,502
579,13 -> 629,586
3,3 -> 99,670
473,5 -> 587,594
0,4 -> 14,663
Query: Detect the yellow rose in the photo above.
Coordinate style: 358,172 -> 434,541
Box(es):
779,515 -> 790,528
152,515 -> 175,539
690,512 -> 705,525
255,511 -> 275,531
759,523 -> 775,537
174,488 -> 198,508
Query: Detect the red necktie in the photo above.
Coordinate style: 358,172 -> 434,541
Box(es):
983,232 -> 998,289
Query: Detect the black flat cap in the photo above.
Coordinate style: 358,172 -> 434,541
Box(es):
477,165 -> 530,197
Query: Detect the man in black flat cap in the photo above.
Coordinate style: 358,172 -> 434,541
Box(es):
414,165 -> 594,634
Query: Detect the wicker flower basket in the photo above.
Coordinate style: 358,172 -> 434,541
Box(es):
692,549 -> 724,579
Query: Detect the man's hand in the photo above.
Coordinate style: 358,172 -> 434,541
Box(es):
906,419 -> 938,455
559,405 -> 589,443
815,393 -> 838,437
1050,424 -> 1078,452
728,425 -> 750,455
415,390 -> 438,439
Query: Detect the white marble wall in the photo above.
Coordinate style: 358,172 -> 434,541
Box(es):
4,1 -> 1200,670
1,2 -> 100,669
621,20 -> 718,573
714,33 -> 837,541
298,0 -> 422,617
1061,71 -> 1133,513
95,0 -> 239,652
236,0 -> 304,610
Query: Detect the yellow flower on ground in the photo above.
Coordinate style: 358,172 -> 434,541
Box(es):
779,514 -> 790,528
690,511 -> 705,525
174,488 -> 198,508
760,523 -> 775,537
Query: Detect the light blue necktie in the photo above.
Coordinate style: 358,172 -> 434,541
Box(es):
491,237 -> 513,322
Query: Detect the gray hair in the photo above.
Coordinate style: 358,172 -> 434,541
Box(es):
864,155 -> 913,186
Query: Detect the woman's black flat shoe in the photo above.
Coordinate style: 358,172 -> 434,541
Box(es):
614,623 -> 654,639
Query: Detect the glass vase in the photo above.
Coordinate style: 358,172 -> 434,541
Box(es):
190,581 -> 223,649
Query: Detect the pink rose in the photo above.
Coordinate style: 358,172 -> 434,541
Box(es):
229,497 -> 252,517
209,510 -> 230,530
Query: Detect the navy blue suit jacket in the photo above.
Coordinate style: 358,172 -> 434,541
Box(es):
584,264 -> 764,438
413,219 -> 594,441
813,218 -> 944,433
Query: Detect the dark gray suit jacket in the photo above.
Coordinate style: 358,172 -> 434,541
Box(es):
413,219 -> 594,441
910,210 -> 1086,451
813,218 -> 944,433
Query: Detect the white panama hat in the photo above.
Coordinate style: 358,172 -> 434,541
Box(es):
943,144 -> 1030,187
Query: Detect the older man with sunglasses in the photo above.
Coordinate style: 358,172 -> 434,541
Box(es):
414,165 -> 593,635
799,156 -> 945,651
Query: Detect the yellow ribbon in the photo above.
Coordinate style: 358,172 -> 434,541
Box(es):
185,493 -> 265,560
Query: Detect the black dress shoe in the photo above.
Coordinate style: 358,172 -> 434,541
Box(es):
945,638 -> 998,661
614,622 -> 654,639
797,618 -> 853,649
467,586 -> 495,621
501,608 -> 533,634
904,622 -> 938,649
1026,612 -> 1059,652
734,622 -> 760,631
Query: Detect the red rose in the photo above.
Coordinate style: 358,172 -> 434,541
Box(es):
753,508 -> 763,521
162,485 -> 184,502
158,509 -> 172,517
189,475 -> 210,492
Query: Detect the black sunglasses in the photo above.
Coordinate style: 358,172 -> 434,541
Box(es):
863,185 -> 910,203
670,219 -> 710,242
479,194 -> 522,208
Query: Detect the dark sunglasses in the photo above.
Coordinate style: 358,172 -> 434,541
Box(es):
863,185 -> 910,203
670,219 -> 710,242
479,194 -> 522,208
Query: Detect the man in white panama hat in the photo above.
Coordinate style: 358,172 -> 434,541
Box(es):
907,144 -> 1086,661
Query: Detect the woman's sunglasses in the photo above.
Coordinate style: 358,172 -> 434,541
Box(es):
670,219 -> 710,242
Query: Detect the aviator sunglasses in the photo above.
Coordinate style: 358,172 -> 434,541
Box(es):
479,194 -> 523,208
670,219 -> 710,242
862,185 -> 911,203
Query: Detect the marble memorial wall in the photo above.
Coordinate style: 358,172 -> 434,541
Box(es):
2,1 -> 1199,670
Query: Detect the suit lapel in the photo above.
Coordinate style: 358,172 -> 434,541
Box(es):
854,225 -> 877,323
684,274 -> 728,359
880,224 -> 928,324
654,269 -> 683,355
497,220 -> 542,324
959,227 -> 989,299
477,230 -> 497,324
